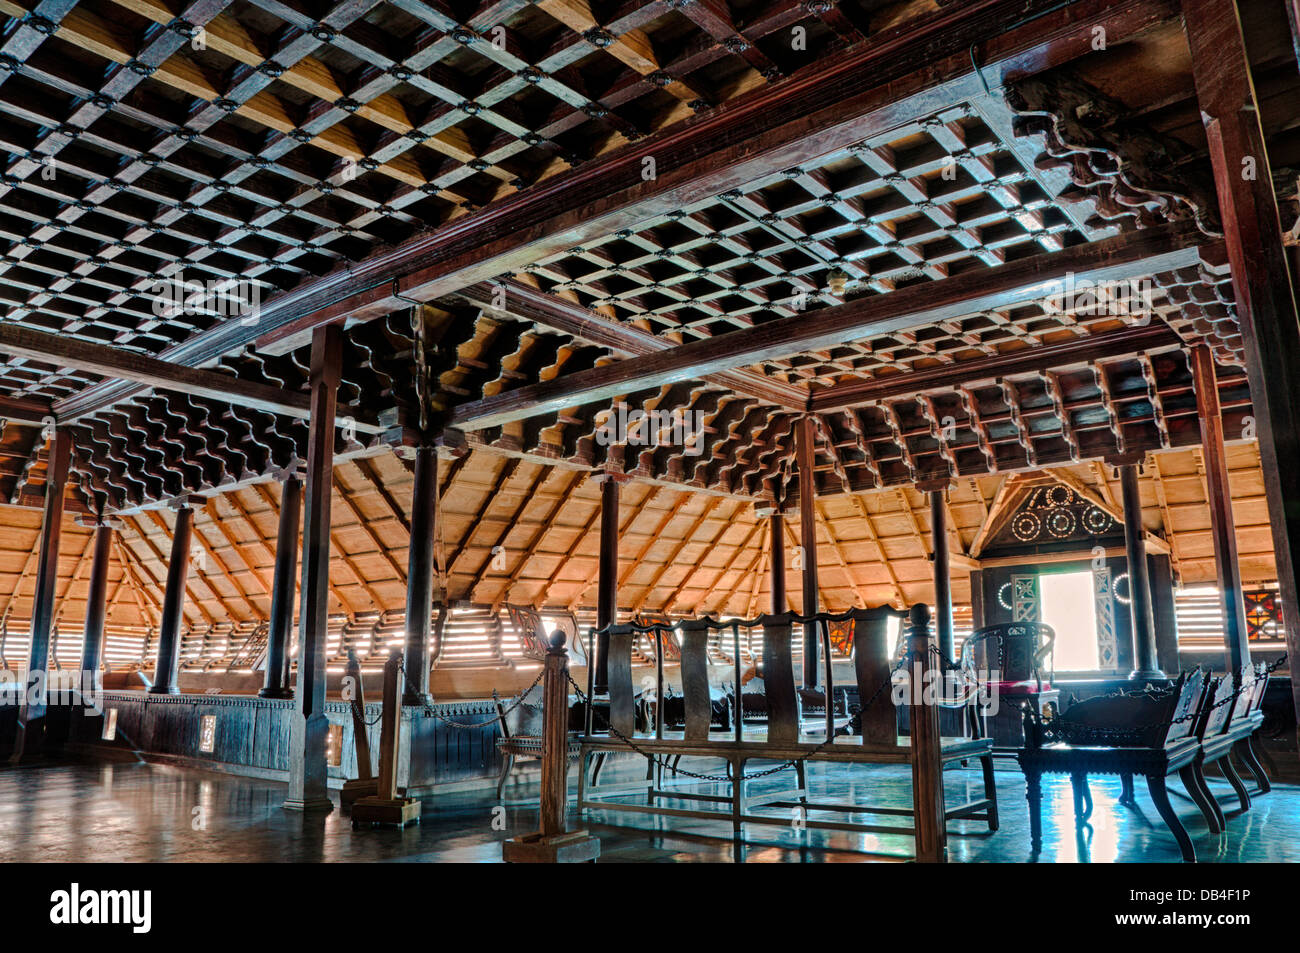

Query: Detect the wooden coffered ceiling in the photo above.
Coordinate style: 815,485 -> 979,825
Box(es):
0,0 -> 1297,622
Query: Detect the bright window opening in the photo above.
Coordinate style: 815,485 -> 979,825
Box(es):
1039,570 -> 1099,671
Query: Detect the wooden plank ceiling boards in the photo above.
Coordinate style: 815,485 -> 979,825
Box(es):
0,0 -> 1294,635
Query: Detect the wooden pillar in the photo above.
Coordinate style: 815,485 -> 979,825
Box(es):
1182,0 -> 1300,716
769,507 -> 787,614
503,630 -> 600,861
926,484 -> 955,662
796,417 -> 819,688
1116,461 -> 1164,681
906,603 -> 946,863
594,473 -> 619,695
403,445 -> 437,705
11,428 -> 71,762
78,520 -> 114,688
375,651 -> 402,801
149,504 -> 193,695
1189,343 -> 1251,674
1149,553 -> 1181,675
260,474 -> 300,699
285,323 -> 341,814
970,569 -> 987,632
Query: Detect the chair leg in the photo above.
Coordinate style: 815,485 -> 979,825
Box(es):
1146,774 -> 1196,863
980,754 -> 999,831
1235,735 -> 1271,793
1070,771 -> 1092,824
1222,757 -> 1252,813
592,751 -> 607,786
795,759 -> 808,806
1024,769 -> 1042,854
1118,772 -> 1136,807
496,753 -> 514,800
1179,765 -> 1220,834
1191,757 -> 1225,832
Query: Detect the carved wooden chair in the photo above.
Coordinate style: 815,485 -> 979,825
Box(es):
960,621 -> 1055,694
1018,671 -> 1207,861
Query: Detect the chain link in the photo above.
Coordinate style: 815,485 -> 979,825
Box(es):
410,305 -> 429,436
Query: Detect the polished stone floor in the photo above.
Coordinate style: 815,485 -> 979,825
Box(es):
0,756 -> 1296,862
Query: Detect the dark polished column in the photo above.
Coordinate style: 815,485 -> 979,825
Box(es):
1116,461 -> 1164,681
403,445 -> 437,705
1189,343 -> 1251,676
149,505 -> 194,695
79,520 -> 114,689
927,486 -> 954,662
969,569 -> 986,633
594,473 -> 620,695
796,417 -> 819,688
769,508 -> 787,615
1182,0 -> 1300,713
285,323 -> 341,814
11,428 -> 71,762
261,474 -> 301,699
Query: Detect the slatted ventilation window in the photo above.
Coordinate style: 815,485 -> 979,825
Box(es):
0,623 -> 158,675
436,605 -> 510,668
1175,583 -> 1287,650
1175,586 -> 1226,650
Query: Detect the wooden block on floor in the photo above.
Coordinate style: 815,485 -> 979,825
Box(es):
502,830 -> 601,863
351,796 -> 421,828
341,778 -> 378,808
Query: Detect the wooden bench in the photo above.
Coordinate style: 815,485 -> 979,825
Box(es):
1017,672 -> 1207,861
494,692 -> 590,798
1190,663 -> 1270,826
577,605 -> 997,853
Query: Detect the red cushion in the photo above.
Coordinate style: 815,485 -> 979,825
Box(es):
992,680 -> 1049,693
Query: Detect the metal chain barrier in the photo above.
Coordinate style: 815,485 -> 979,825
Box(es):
1031,654 -> 1287,743
392,656 -> 546,731
567,653 -> 911,784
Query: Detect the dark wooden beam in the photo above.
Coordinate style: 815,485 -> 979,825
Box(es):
1189,343 -> 1251,674
810,323 -> 1185,412
595,473 -> 621,695
285,324 -> 342,815
3,324 -> 380,432
402,445 -> 437,706
58,0 -> 1178,420
149,505 -> 194,696
797,417 -> 819,688
79,521 -> 114,686
260,474 -> 300,700
926,484 -> 955,662
0,323 -> 308,419
1183,0 -> 1300,703
449,225 -> 1205,431
769,508 -> 787,615
10,428 -> 69,762
453,281 -> 809,411
0,394 -> 53,426
1115,460 -> 1165,681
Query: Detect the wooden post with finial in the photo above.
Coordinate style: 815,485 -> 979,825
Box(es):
351,649 -> 420,827
503,629 -> 601,863
907,603 -> 947,863
341,649 -> 378,808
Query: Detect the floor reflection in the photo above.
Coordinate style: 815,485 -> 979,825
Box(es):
0,758 -> 1295,863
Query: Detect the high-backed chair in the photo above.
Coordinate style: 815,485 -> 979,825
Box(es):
960,621 -> 1055,693
959,622 -> 1056,750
